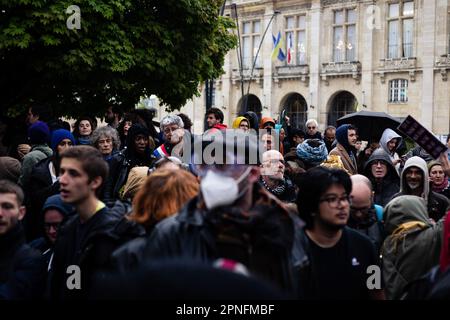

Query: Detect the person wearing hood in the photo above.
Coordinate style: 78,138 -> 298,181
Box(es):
24,129 -> 75,241
18,121 -> 53,188
260,117 -> 276,129
428,160 -> 450,200
391,156 -> 449,222
382,196 -> 445,300
363,149 -> 400,207
104,124 -> 156,206
243,111 -> 260,131
379,128 -> 403,173
296,139 -> 328,170
329,124 -> 358,175
29,194 -> 74,268
232,116 -> 250,132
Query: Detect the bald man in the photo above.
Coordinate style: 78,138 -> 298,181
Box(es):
349,175 -> 385,253
260,150 -> 296,203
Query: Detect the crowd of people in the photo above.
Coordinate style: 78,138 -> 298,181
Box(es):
0,105 -> 450,300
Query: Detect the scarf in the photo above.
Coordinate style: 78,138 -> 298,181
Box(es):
431,177 -> 449,193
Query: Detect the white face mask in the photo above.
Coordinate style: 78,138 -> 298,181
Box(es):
200,167 -> 252,210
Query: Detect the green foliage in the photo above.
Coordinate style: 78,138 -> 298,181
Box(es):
0,0 -> 236,118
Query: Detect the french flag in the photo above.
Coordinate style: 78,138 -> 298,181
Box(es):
153,144 -> 170,158
287,32 -> 293,64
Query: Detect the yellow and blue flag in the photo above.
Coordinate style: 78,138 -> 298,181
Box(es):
272,32 -> 286,61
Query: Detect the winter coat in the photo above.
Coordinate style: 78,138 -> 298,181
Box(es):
391,156 -> 449,222
304,131 -> 323,140
379,128 -> 402,173
48,207 -> 143,300
382,196 -> 444,300
139,184 -> 308,295
329,143 -> 358,175
0,224 -> 47,299
18,144 -> 52,187
23,157 -> 60,241
364,149 -> 400,207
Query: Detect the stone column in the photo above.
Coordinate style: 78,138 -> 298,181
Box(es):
421,0 -> 436,129
309,0 -> 321,125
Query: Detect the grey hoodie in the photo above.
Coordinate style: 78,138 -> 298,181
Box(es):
398,156 -> 429,203
380,128 -> 402,156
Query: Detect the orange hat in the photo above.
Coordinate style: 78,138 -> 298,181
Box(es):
260,117 -> 275,129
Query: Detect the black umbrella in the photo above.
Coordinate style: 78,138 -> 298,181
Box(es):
336,110 -> 401,142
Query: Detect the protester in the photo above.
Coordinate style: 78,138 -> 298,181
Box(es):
391,156 -> 449,222
382,195 -> 444,300
379,128 -> 403,173
323,126 -> 336,153
91,126 -> 121,164
104,106 -> 123,130
363,149 -> 400,207
29,195 -> 73,267
49,146 -> 134,300
260,150 -> 296,203
296,139 -> 328,170
205,107 -> 227,131
117,113 -> 137,148
18,121 -> 53,187
0,157 -> 21,183
329,124 -> 358,175
0,180 -> 46,299
72,116 -> 97,145
296,167 -> 384,300
428,160 -> 450,199
260,117 -> 275,130
141,133 -> 306,296
304,119 -> 322,140
177,113 -> 193,133
349,175 -> 385,253
104,124 -> 155,205
120,166 -> 149,202
24,129 -> 75,241
232,116 -> 250,132
153,115 -> 184,159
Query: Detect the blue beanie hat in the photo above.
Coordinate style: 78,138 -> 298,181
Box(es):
51,129 -> 76,152
42,194 -> 74,217
28,121 -> 50,145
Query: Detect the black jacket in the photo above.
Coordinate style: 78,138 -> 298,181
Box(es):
364,149 -> 400,207
0,224 -> 46,299
48,207 -> 143,300
141,185 -> 308,296
24,156 -> 60,241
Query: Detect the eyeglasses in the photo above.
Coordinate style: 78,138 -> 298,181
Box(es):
319,195 -> 350,208
44,222 -> 61,230
350,206 -> 373,215
307,126 -> 316,129
163,126 -> 179,134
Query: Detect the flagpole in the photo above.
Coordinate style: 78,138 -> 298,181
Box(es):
231,3 -> 245,102
244,10 -> 281,115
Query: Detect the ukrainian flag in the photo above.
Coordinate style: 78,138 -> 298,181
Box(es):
272,32 -> 286,61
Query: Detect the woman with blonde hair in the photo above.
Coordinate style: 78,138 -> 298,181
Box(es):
128,169 -> 199,233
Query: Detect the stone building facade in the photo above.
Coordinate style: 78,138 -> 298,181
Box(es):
157,0 -> 450,136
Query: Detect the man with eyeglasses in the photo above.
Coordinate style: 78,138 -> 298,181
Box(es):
349,175 -> 385,253
305,119 -> 323,140
296,167 -> 384,300
29,194 -> 74,268
143,133 -> 306,297
363,149 -> 400,207
260,150 -> 296,203
154,115 -> 185,159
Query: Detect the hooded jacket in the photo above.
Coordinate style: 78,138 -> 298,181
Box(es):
18,144 -> 53,187
232,117 -> 248,129
379,129 -> 402,172
392,156 -> 449,221
364,149 -> 400,207
382,196 -> 444,300
329,125 -> 357,175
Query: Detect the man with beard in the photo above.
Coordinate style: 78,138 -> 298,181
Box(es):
296,167 -> 384,300
104,106 -> 123,130
391,156 -> 449,222
260,150 -> 296,203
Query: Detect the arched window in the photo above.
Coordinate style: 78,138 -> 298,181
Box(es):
283,93 -> 308,129
328,91 -> 357,126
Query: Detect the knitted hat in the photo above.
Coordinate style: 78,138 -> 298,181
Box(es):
28,121 -> 50,145
51,129 -> 76,152
0,157 -> 21,183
